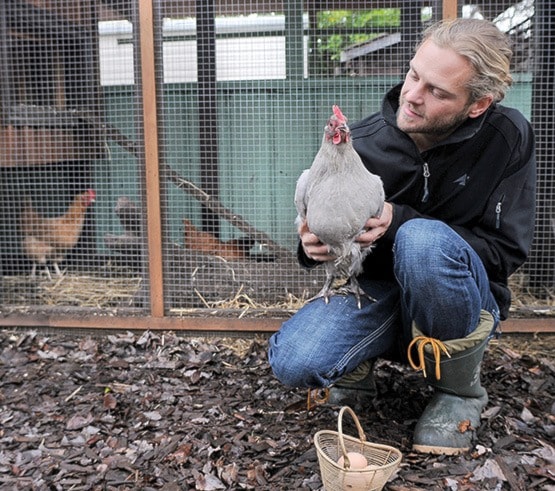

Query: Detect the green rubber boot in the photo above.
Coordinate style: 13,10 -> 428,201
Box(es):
409,311 -> 495,455
327,359 -> 377,410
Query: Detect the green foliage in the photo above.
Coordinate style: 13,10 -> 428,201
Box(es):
315,9 -> 400,66
318,9 -> 400,30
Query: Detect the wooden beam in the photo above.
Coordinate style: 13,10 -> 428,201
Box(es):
0,314 -> 282,333
196,0 -> 221,234
285,0 -> 304,79
0,314 -> 553,334
138,0 -> 165,317
0,127 -> 81,167
442,0 -> 458,20
501,317 -> 555,334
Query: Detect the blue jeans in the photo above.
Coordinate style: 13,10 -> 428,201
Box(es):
268,219 -> 500,389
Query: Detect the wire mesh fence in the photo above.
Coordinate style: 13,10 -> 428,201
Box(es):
0,0 -> 553,330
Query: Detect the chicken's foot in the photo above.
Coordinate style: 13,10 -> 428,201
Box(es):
308,276 -> 377,308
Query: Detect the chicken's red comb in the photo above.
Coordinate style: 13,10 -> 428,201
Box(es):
85,189 -> 96,204
332,104 -> 347,124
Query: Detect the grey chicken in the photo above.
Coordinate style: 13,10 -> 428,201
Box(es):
295,105 -> 385,307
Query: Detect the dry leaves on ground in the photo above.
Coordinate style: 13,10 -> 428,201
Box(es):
0,329 -> 553,490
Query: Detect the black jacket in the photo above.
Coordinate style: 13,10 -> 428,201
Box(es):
300,84 -> 536,319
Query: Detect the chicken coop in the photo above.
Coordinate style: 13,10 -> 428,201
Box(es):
0,0 -> 553,333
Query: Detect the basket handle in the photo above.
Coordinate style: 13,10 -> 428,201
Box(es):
337,406 -> 367,469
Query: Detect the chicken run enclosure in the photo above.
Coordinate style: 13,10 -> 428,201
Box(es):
0,0 -> 554,333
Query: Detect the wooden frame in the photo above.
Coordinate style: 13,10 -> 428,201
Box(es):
0,313 -> 552,334
139,0 -> 165,318
1,0 -> 552,334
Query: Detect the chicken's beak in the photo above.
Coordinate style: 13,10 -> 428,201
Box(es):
332,124 -> 349,144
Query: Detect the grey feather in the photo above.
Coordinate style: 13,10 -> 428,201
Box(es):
295,105 -> 385,306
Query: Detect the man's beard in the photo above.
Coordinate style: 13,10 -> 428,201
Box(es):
397,100 -> 471,139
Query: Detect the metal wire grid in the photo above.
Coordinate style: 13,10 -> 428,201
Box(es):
0,1 -> 552,324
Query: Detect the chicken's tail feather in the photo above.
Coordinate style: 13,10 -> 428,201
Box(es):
327,241 -> 371,279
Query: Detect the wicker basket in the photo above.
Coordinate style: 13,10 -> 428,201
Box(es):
314,406 -> 402,491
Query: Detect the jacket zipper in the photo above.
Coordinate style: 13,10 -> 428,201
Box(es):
422,162 -> 430,202
495,195 -> 505,229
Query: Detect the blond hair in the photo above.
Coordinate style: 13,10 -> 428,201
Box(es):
419,18 -> 513,103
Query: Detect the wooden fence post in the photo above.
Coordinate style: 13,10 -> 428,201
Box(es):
443,0 -> 458,20
138,0 -> 164,317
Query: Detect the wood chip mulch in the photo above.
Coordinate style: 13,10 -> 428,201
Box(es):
0,329 -> 553,491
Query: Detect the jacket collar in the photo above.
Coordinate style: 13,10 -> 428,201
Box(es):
382,83 -> 491,148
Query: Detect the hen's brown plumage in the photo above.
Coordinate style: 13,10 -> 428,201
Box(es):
183,219 -> 254,261
20,189 -> 96,277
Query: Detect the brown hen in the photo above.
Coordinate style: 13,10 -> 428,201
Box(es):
183,219 -> 254,261
20,189 -> 96,278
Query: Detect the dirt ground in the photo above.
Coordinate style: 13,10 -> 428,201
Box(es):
0,328 -> 553,491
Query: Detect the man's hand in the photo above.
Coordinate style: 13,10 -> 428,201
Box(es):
299,202 -> 393,261
298,220 -> 336,262
356,202 -> 393,248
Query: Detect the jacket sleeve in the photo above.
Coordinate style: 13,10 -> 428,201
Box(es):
296,240 -> 321,269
